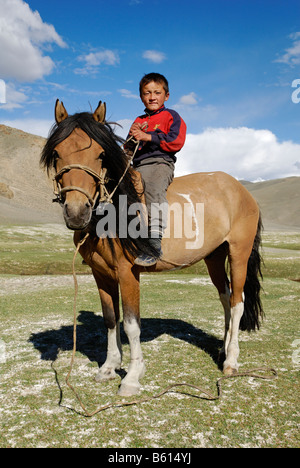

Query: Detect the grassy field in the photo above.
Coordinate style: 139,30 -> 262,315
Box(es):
0,225 -> 299,448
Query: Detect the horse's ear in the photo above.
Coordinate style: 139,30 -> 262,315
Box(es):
55,99 -> 68,124
93,101 -> 106,123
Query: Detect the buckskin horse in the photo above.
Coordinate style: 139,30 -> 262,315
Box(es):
40,100 -> 263,397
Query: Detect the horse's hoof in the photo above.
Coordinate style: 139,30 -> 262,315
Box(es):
95,368 -> 117,382
118,384 -> 140,397
223,366 -> 238,376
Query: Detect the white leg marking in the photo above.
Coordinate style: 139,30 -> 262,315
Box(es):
223,301 -> 244,374
118,319 -> 145,396
96,322 -> 122,382
219,284 -> 231,356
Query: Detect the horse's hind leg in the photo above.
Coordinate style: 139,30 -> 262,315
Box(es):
93,274 -> 122,382
204,243 -> 230,361
223,235 -> 254,375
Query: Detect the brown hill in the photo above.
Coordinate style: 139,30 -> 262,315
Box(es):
241,178 -> 300,231
0,124 -> 299,230
0,125 -> 62,224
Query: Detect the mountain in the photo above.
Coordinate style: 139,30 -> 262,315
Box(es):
0,124 -> 299,230
0,125 -> 62,224
241,178 -> 300,231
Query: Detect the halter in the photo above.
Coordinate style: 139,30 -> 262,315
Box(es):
52,160 -> 111,207
52,137 -> 140,208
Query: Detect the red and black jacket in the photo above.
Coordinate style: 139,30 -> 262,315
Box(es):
130,106 -> 187,165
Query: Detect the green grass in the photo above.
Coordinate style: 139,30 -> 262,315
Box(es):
262,231 -> 300,251
0,224 -> 299,279
0,224 -> 85,275
0,225 -> 299,448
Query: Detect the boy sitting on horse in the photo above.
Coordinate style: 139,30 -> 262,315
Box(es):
126,72 -> 187,266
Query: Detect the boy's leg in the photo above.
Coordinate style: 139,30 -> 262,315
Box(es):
138,162 -> 174,237
134,161 -> 174,265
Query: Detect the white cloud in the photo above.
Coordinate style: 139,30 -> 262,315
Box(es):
0,0 -> 67,82
177,92 -> 199,106
1,117 -> 132,139
142,50 -> 166,63
0,82 -> 28,110
118,89 -> 139,99
1,118 -> 53,137
3,117 -> 300,182
75,49 -> 120,75
80,50 -> 119,67
115,119 -> 132,139
173,92 -> 220,126
275,31 -> 300,66
173,102 -> 218,126
175,127 -> 300,181
0,80 -> 6,104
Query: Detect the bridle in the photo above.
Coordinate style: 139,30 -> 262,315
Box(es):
52,136 -> 140,209
52,160 -> 111,208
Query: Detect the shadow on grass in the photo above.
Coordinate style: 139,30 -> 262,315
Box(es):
29,310 -> 223,370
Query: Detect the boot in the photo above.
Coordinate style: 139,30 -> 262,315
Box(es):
134,237 -> 162,267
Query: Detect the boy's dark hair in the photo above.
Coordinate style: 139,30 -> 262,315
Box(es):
139,73 -> 169,96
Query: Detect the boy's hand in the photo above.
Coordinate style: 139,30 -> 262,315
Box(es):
129,122 -> 152,142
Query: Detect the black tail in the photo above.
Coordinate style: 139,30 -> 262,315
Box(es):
240,213 -> 264,332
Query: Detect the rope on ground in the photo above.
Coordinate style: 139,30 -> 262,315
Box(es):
61,229 -> 277,418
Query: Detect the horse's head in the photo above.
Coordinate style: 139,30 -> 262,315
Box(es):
51,100 -> 107,230
41,100 -> 162,260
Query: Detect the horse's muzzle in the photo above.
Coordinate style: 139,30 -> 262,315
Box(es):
63,201 -> 92,230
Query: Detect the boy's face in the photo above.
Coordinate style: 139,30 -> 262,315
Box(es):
140,81 -> 169,112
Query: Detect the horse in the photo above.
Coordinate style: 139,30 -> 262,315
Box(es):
40,100 -> 264,397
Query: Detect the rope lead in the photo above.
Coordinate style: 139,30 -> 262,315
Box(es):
62,234 -> 277,417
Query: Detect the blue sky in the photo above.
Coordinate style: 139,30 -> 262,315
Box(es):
0,0 -> 300,180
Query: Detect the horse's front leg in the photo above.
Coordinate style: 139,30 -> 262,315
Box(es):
93,273 -> 122,382
118,267 -> 145,397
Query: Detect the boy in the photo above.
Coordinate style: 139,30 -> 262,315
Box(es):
127,73 -> 187,266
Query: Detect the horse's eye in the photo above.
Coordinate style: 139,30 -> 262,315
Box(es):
98,151 -> 105,159
52,151 -> 60,169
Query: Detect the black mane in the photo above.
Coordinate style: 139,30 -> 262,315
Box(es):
40,112 -> 126,173
40,112 -> 158,259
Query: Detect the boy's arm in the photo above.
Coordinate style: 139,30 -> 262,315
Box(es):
127,110 -> 187,153
149,110 -> 187,153
129,122 -> 152,142
123,122 -> 149,158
